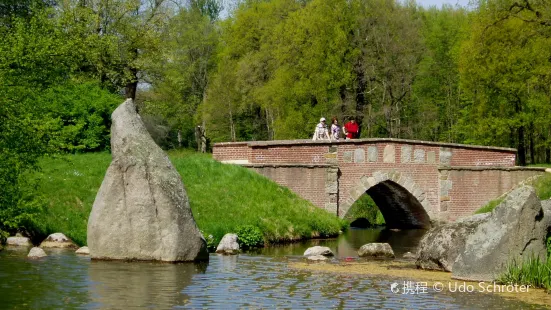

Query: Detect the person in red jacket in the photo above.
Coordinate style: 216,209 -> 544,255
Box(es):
343,117 -> 359,139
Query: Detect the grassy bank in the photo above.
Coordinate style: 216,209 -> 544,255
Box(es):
23,151 -> 346,248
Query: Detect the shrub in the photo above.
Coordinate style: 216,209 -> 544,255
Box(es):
235,225 -> 264,249
201,230 -> 217,252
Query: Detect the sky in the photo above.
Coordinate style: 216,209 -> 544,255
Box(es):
416,0 -> 471,7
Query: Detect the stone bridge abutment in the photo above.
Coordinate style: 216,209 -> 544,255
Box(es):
213,138 -> 548,225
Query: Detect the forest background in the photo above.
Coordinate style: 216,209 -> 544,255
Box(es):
1,0 -> 551,236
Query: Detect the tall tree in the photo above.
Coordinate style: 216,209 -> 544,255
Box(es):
458,0 -> 551,165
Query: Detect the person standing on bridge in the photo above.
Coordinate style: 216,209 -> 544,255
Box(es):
343,117 -> 359,139
330,116 -> 341,140
312,117 -> 331,141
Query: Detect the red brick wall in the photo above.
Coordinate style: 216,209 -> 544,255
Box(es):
441,168 -> 544,221
212,142 -> 249,162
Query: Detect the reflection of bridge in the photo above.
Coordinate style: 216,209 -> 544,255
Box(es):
213,138 -> 547,228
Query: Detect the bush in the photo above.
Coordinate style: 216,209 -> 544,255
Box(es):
201,230 -> 217,252
35,81 -> 121,152
235,225 -> 264,249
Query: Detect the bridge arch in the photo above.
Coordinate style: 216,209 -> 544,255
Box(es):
341,171 -> 431,229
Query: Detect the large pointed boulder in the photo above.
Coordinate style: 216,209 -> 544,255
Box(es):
87,99 -> 208,262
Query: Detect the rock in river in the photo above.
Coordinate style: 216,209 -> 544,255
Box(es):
76,246 -> 90,255
7,235 -> 32,247
416,213 -> 489,272
40,233 -> 78,249
304,246 -> 334,257
28,247 -> 47,259
358,243 -> 395,258
453,186 -> 551,281
216,234 -> 240,255
87,99 -> 208,262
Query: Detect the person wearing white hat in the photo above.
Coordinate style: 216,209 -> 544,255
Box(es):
312,117 -> 331,141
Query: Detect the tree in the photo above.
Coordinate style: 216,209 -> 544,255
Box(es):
411,6 -> 468,142
141,6 -> 219,148
458,0 -> 551,165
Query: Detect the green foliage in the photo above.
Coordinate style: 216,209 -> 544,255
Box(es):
34,81 -> 121,152
344,194 -> 386,226
532,173 -> 551,201
498,256 -> 551,290
235,225 -> 264,249
201,230 -> 217,252
547,235 -> 551,259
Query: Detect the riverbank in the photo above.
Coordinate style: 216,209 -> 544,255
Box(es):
289,260 -> 551,307
20,150 -> 346,248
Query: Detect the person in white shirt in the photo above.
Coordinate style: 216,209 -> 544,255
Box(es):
312,117 -> 331,141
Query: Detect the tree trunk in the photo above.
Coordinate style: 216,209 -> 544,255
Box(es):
125,67 -> 138,100
529,125 -> 535,164
518,125 -> 526,166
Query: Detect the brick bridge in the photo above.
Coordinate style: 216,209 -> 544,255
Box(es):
213,138 -> 548,228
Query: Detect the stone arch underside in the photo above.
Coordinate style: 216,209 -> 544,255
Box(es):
341,171 -> 432,229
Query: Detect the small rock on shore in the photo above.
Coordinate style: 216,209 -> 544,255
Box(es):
304,246 -> 334,257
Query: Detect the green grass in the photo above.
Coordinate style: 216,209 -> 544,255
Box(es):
24,150 -> 347,248
474,172 -> 551,214
474,197 -> 505,214
343,194 -> 386,226
498,255 -> 551,291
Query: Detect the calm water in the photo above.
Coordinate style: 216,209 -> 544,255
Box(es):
0,229 -> 545,309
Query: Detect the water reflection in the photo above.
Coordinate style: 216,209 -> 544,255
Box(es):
0,229 -> 547,310
259,228 -> 427,258
88,260 -> 207,309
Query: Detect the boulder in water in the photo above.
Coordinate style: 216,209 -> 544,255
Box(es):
7,236 -> 32,247
28,247 -> 47,259
87,99 -> 208,262
216,234 -> 240,255
304,246 -> 334,257
358,243 -> 395,258
75,246 -> 90,255
453,186 -> 551,281
415,213 -> 489,272
40,233 -> 78,249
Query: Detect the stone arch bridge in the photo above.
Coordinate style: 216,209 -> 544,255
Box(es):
213,138 -> 547,228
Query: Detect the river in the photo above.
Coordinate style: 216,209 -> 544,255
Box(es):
0,228 -> 546,309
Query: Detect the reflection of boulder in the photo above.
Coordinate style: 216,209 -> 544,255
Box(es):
453,186 -> 551,281
87,99 -> 208,262
88,260 -> 207,308
416,213 -> 489,272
